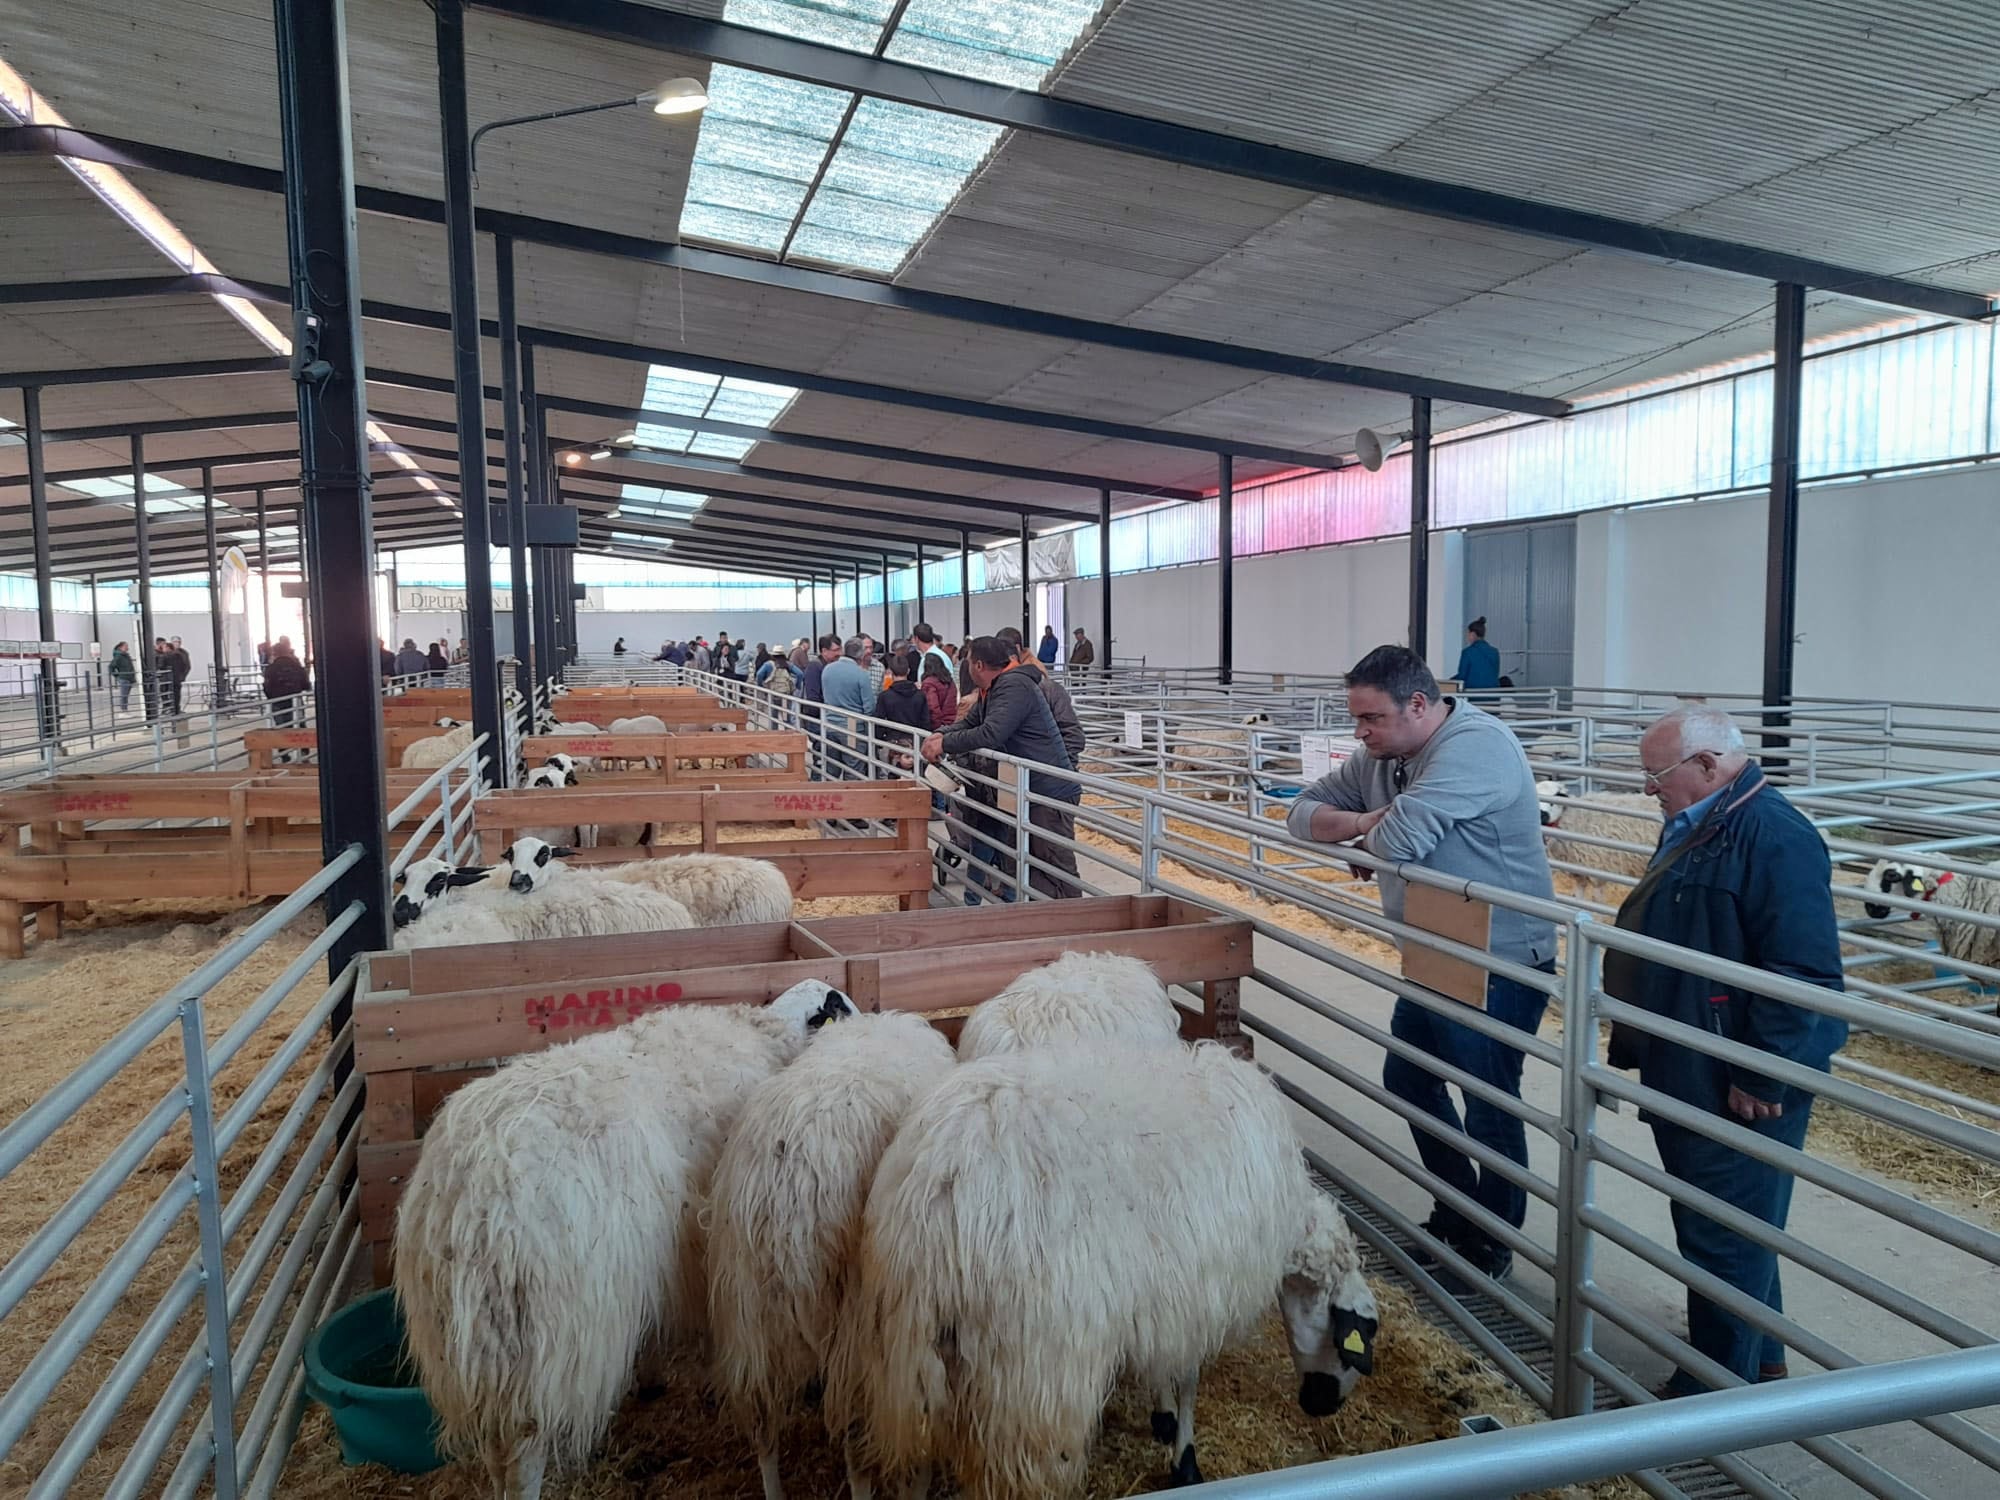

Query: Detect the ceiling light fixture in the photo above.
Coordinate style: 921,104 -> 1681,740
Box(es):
641,78 -> 709,116
470,77 -> 708,170
588,449 -> 612,461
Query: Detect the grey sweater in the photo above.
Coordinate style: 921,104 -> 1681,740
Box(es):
1284,699 -> 1556,965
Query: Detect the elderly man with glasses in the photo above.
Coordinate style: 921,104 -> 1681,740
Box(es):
1287,644 -> 1557,1282
1604,704 -> 1845,1398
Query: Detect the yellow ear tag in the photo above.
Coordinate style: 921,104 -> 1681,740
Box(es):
1342,1330 -> 1366,1355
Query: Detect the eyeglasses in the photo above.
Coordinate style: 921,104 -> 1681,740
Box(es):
1641,751 -> 1705,789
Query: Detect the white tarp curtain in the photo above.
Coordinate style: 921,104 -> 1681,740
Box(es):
983,531 -> 1076,589
217,545 -> 256,667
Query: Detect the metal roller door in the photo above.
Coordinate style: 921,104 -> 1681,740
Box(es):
1462,521 -> 1575,687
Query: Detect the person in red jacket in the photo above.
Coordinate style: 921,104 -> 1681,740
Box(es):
918,651 -> 958,729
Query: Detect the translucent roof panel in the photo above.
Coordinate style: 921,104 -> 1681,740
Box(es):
614,486 -> 710,517
612,531 -> 676,549
677,68 -> 851,254
59,473 -> 217,513
678,2 -> 1106,275
884,0 -> 1109,88
628,362 -> 799,467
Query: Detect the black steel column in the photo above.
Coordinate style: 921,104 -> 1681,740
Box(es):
202,466 -> 227,704
808,575 -> 818,643
274,0 -> 391,979
880,553 -> 891,644
255,489 -> 271,646
86,571 -> 100,684
959,530 -> 971,639
1762,281 -> 1807,759
1098,485 -> 1111,672
1017,515 -> 1030,641
914,540 -> 924,625
525,381 -> 559,686
828,567 -> 837,636
1408,396 -> 1433,660
496,234 -> 533,704
1217,453 -> 1233,684
434,0 -> 503,766
132,434 -> 157,717
23,388 -> 57,740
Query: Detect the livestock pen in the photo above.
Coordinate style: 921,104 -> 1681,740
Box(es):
7,676 -> 2000,1499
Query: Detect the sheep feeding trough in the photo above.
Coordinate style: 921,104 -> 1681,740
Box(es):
350,894 -> 1253,1287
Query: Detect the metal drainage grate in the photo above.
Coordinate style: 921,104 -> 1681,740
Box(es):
1317,1178 -> 1754,1500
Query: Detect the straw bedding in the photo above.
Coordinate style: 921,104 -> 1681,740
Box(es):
0,897 -> 333,1496
275,1283 -> 1640,1498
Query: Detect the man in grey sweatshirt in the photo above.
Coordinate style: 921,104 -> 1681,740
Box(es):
1286,645 -> 1556,1280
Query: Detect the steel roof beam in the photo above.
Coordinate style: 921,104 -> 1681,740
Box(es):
469,0 -> 1993,324
538,392 -> 1208,500
0,355 -> 292,389
576,444 -> 1097,521
0,132 -> 1575,416
609,512 -> 923,563
584,515 -> 894,571
556,483 -> 1010,544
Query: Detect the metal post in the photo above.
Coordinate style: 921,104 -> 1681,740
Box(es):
434,0 -> 503,767
1099,484 -> 1112,674
1409,395 -> 1433,660
1762,281 -> 1806,765
808,574 -> 818,643
202,466 -> 226,708
1018,515 -> 1030,642
828,567 -> 837,636
496,234 -> 534,707
523,352 -> 557,690
1217,452 -> 1234,685
959,529 -> 971,639
86,569 -> 100,697
914,540 -> 924,627
23,388 -> 58,742
178,997 -> 241,1500
274,0 -> 392,998
1552,915 -> 1601,1418
132,434 -> 158,720
1013,759 -> 1032,902
880,553 -> 891,645
255,489 -> 270,649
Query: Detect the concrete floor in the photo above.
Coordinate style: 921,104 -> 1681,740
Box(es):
1060,839 -> 2000,1499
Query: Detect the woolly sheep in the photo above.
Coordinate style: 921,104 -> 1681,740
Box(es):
597,849 -> 796,927
395,978 -> 858,1500
1165,712 -> 1271,800
955,950 -> 1183,1061
829,1043 -> 1376,1499
401,721 -> 477,768
1539,784 -> 1662,885
487,837 -> 698,940
389,857 -> 512,950
707,1011 -> 957,1500
1932,864 -> 2000,969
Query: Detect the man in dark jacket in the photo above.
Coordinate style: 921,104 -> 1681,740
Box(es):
378,640 -> 396,679
996,626 -> 1085,767
1067,627 -> 1095,673
1606,705 -> 1845,1397
923,636 -> 1080,899
263,637 -> 310,727
393,639 -> 429,678
166,636 -> 192,713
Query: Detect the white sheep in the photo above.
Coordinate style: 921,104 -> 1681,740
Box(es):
401,721 -> 477,768
829,1043 -> 1378,1499
1166,712 -> 1272,800
395,978 -> 858,1500
598,849 -> 795,927
1539,783 -> 1661,888
1856,858 -> 2000,971
487,837 -> 698,940
955,950 -> 1183,1061
390,856 -> 512,950
707,1011 -> 957,1500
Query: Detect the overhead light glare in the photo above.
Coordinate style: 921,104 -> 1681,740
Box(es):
641,78 -> 708,116
588,448 -> 612,461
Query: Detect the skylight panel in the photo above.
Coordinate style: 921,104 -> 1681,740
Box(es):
885,0 -> 1107,87
613,531 -> 675,549
678,2 -> 1104,276
59,473 -> 216,513
625,364 -> 799,465
615,486 -> 709,517
726,0 -> 895,52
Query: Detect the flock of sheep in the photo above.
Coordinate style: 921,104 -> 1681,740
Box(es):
391,953 -> 1378,1500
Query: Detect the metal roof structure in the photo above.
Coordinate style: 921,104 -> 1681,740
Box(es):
2,0 -> 1997,582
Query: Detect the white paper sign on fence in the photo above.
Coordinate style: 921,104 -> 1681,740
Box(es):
1300,734 -> 1361,782
1122,710 -> 1144,749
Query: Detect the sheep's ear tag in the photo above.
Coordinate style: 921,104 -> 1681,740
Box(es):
1342,1330 -> 1366,1356
808,990 -> 850,1030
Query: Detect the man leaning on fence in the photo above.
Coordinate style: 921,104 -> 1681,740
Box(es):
1286,644 -> 1557,1281
923,635 -> 1082,900
1605,705 -> 1845,1397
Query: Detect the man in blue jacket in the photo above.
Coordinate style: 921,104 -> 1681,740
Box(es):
1605,705 -> 1845,1397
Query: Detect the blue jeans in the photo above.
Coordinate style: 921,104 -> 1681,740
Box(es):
1382,966 -> 1552,1244
1651,1101 -> 1813,1392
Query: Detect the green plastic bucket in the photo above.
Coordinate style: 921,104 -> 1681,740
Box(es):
302,1289 -> 446,1473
